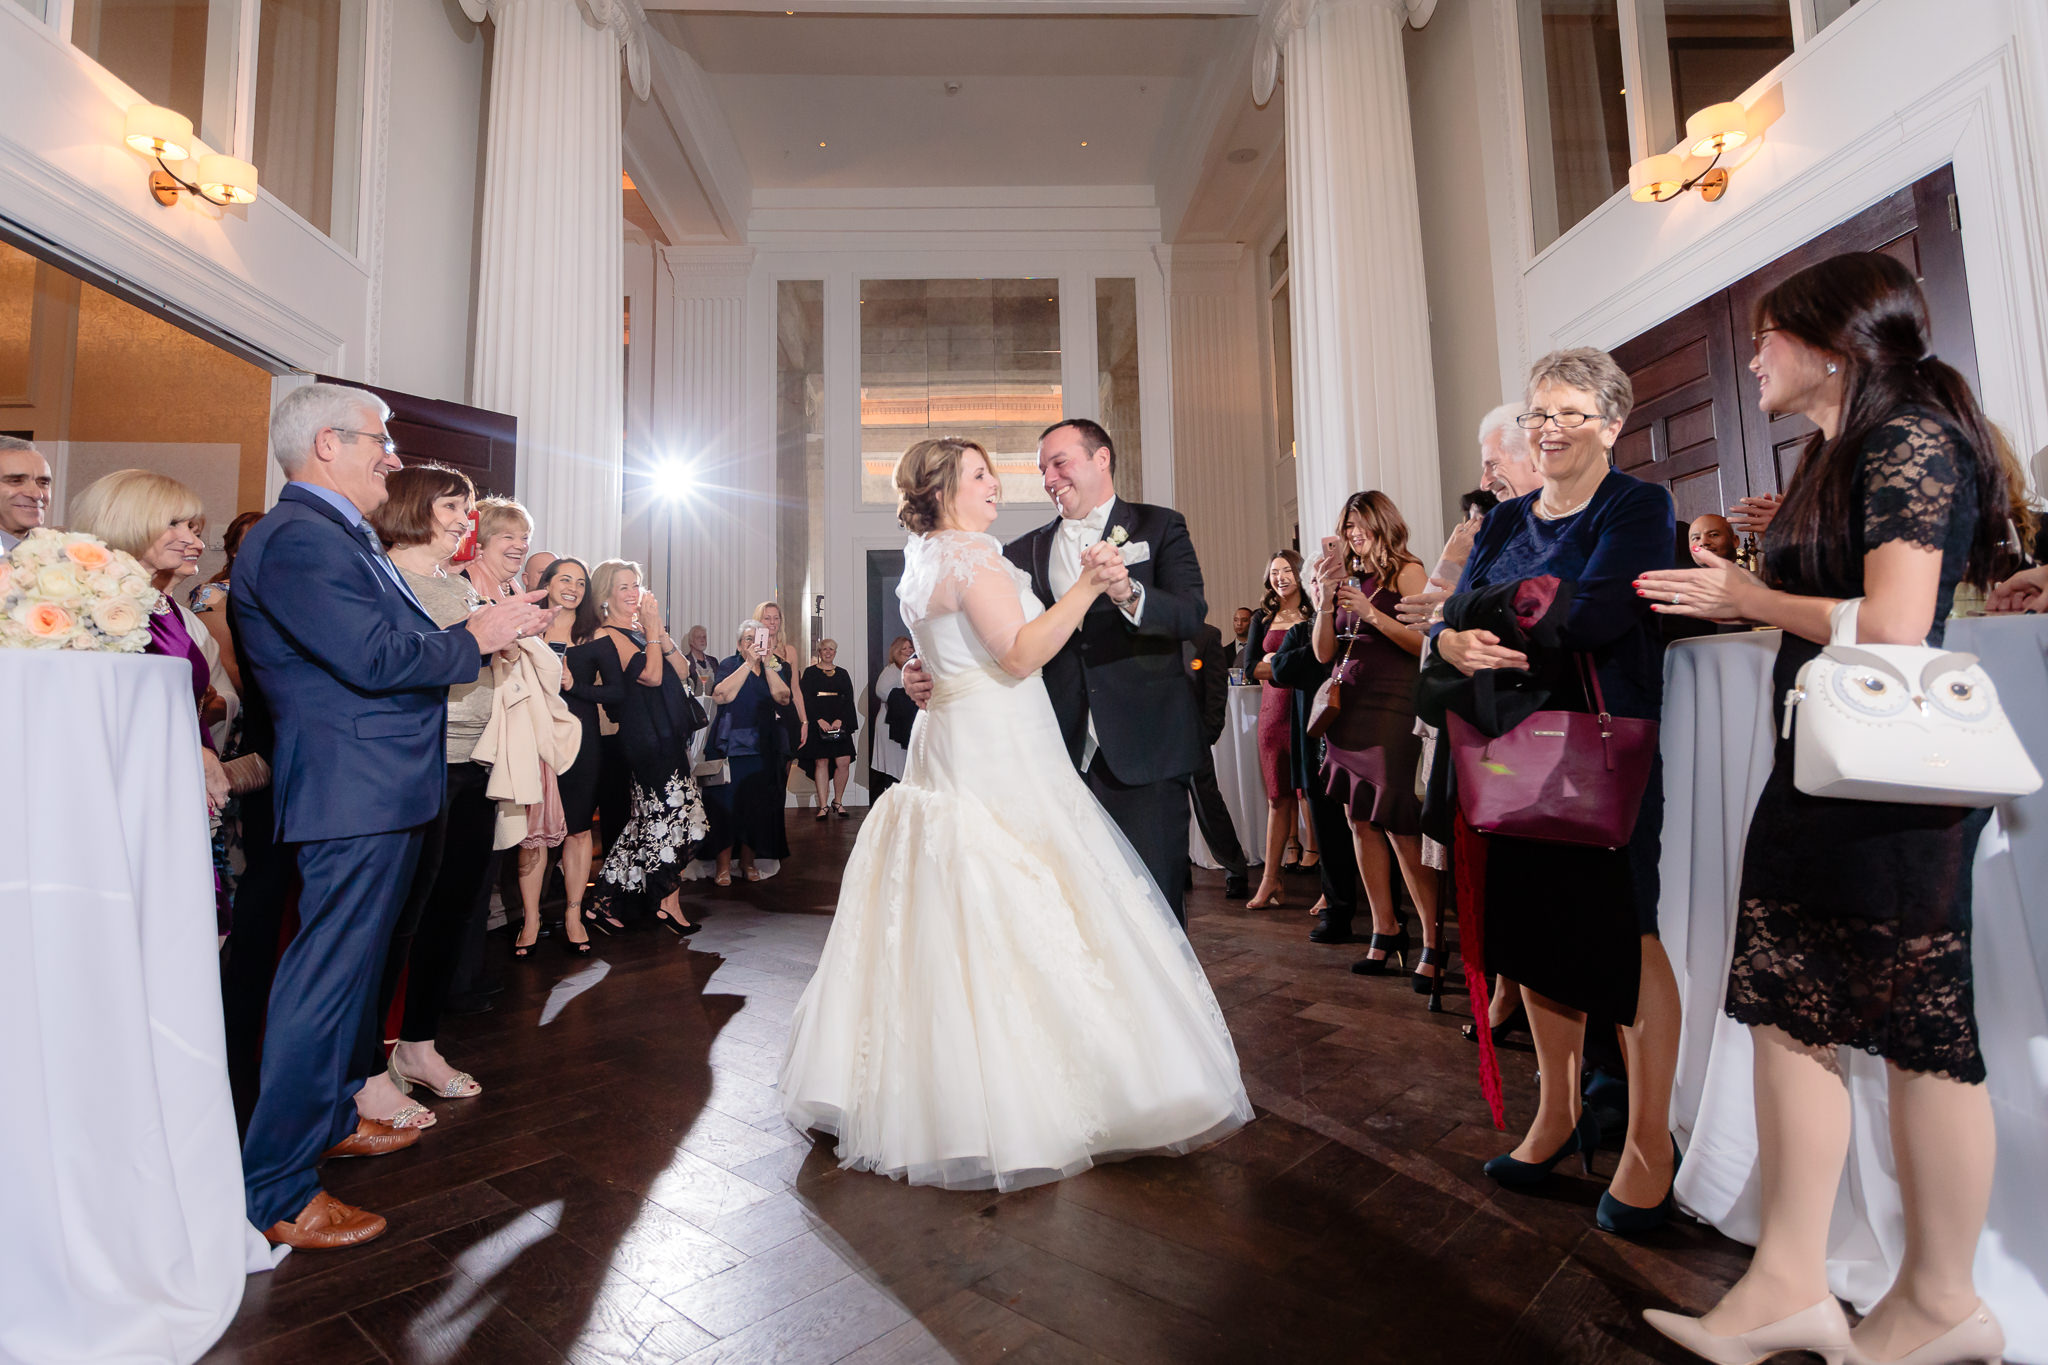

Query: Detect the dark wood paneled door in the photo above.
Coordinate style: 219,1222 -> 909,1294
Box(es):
315,375 -> 518,499
1611,292 -> 1749,532
1609,164 -> 1977,517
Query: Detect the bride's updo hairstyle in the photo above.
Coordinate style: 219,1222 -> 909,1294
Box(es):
895,437 -> 993,534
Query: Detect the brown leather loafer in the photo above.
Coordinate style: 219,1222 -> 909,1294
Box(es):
262,1191 -> 387,1249
322,1116 -> 423,1159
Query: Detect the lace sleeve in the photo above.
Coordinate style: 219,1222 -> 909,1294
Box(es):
899,530 -> 1030,662
1862,413 -> 1960,553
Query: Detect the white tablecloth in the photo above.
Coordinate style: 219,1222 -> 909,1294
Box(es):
1662,620 -> 2048,1363
1193,684 -> 1266,870
0,652 -> 275,1365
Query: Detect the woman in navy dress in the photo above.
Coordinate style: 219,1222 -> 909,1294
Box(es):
707,618 -> 794,884
1434,348 -> 1679,1235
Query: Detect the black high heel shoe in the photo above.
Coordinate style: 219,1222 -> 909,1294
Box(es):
1409,945 -> 1447,994
1463,1004 -> 1529,1046
1483,1110 -> 1600,1190
655,910 -> 702,939
1596,1137 -> 1681,1235
1349,927 -> 1411,976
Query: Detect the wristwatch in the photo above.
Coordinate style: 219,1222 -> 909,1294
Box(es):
1115,581 -> 1144,612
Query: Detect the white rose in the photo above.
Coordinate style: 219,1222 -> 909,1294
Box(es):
36,564 -> 83,601
92,596 -> 146,636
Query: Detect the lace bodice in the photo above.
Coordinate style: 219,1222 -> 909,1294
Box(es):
898,530 -> 1043,683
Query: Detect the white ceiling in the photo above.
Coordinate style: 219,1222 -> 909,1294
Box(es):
631,11 -> 1280,235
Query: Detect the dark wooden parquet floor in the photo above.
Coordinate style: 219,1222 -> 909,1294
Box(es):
199,816 -> 1751,1365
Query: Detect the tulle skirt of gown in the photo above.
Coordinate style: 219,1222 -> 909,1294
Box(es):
779,664 -> 1252,1191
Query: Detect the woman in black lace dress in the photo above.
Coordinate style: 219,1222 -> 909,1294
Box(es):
1638,253 -> 2012,1365
581,559 -> 708,939
797,638 -> 858,818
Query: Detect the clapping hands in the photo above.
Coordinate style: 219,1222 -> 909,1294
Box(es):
467,589 -> 554,654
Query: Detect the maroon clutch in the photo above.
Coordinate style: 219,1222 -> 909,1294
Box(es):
1446,655 -> 1656,849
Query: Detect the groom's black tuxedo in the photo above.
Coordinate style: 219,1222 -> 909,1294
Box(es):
1005,497 -> 1207,924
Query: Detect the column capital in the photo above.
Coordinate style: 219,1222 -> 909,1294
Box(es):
1253,0 -> 1434,103
460,0 -> 653,99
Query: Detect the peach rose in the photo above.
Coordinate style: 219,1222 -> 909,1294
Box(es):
0,561 -> 12,595
65,540 -> 113,572
19,600 -> 75,638
92,596 -> 145,636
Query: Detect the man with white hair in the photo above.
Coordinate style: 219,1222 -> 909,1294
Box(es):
1396,403 -> 1543,626
0,434 -> 53,552
231,382 -> 548,1251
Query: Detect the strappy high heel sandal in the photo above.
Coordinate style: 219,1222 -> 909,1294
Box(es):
389,1051 -> 481,1100
1350,926 -> 1411,975
1410,945 -> 1448,995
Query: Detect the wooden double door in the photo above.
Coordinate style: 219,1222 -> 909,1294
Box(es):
1609,165 -> 1979,530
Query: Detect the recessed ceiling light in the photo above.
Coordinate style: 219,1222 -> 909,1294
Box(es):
819,141 -> 827,147
1080,141 -> 1089,147
1226,148 -> 1258,165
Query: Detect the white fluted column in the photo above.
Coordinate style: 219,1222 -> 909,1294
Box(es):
1157,243 -> 1272,627
635,246 -> 766,644
463,0 -> 650,564
1260,0 -> 1444,549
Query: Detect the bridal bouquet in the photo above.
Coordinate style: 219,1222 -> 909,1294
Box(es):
0,529 -> 163,652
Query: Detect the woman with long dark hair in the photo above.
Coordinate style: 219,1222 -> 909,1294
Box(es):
1240,550 -> 1320,908
516,556 -> 601,956
1639,253 -> 2012,1365
1310,491 -> 1438,986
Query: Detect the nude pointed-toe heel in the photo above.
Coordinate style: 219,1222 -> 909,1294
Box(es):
1642,1297 -> 1850,1365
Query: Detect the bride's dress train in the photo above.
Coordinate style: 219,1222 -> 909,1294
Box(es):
779,530 -> 1251,1191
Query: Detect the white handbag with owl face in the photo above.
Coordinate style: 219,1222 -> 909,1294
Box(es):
1782,599 -> 2042,806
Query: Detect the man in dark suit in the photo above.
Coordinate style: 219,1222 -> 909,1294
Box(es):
1187,621 -> 1250,900
231,382 -> 546,1250
909,419 -> 1207,924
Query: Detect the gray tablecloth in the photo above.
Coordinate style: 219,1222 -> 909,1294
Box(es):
1662,619 -> 2048,1362
1193,684 -> 1265,870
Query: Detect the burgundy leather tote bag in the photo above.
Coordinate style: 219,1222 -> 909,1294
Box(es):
1446,654 -> 1657,849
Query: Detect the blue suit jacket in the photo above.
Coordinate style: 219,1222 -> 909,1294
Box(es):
230,484 -> 483,843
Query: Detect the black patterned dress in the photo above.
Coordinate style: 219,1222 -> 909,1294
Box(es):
584,629 -> 709,921
1727,409 -> 1993,1081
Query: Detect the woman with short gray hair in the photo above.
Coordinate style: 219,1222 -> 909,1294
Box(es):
1430,346 -> 1682,1235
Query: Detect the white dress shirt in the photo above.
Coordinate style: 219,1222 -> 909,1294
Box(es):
1048,495 -> 1144,769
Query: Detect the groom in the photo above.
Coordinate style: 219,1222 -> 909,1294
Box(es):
907,419 -> 1208,924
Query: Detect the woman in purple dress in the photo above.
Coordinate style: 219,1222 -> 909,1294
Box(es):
69,470 -> 233,927
1239,550 -> 1319,909
1312,491 -> 1438,987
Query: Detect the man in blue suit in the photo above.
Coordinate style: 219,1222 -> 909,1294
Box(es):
232,382 -> 548,1250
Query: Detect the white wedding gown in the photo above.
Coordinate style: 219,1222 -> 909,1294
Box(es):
779,530 -> 1252,1190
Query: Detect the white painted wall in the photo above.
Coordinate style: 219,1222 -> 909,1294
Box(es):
1465,0 -> 2048,468
0,0 -> 493,408
374,0 -> 489,402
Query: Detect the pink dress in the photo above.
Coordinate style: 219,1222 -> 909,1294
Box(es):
1255,626 -> 1294,799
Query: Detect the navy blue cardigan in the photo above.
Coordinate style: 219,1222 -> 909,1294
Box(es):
1442,469 -> 1674,723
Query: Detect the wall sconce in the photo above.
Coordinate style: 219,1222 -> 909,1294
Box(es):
1629,101 -> 1751,204
124,103 -> 259,207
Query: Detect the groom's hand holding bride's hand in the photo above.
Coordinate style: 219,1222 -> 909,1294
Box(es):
903,655 -> 935,709
1078,541 -> 1132,604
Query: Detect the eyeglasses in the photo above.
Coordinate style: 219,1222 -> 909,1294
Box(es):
331,427 -> 398,457
1515,410 -> 1599,430
1750,327 -> 1780,351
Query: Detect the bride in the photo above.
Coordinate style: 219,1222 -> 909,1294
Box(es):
779,437 -> 1252,1191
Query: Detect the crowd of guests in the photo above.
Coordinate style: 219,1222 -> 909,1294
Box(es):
0,384 -> 880,1253
4,246 -> 2037,1362
1212,253 -> 2037,1365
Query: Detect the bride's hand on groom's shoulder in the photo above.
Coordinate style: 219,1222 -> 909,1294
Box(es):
902,656 -> 935,709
